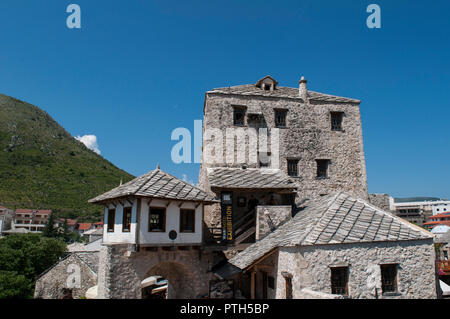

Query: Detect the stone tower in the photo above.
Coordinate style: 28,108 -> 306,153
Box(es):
198,75 -> 368,241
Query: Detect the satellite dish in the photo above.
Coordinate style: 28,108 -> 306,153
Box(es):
169,230 -> 177,240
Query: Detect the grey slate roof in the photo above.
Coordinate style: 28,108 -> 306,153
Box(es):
207,84 -> 360,104
89,169 -> 217,204
75,252 -> 100,275
207,167 -> 296,189
229,192 -> 433,270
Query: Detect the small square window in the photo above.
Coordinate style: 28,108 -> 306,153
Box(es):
287,159 -> 299,177
380,264 -> 398,293
233,107 -> 246,126
180,209 -> 195,233
107,209 -> 115,232
149,207 -> 165,232
316,159 -> 330,178
331,267 -> 348,295
331,112 -> 344,131
275,110 -> 287,127
122,207 -> 132,232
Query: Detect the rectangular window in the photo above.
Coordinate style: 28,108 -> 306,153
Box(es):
331,112 -> 344,131
233,107 -> 246,126
107,209 -> 115,232
149,207 -> 165,232
287,159 -> 299,177
331,267 -> 348,295
122,207 -> 132,232
380,264 -> 398,293
274,109 -> 287,127
180,209 -> 195,233
316,159 -> 330,178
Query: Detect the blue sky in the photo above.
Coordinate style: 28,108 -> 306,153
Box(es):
0,1 -> 449,198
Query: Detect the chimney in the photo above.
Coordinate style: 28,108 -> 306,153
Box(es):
299,76 -> 308,102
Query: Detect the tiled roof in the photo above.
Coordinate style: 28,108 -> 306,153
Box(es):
68,238 -> 102,253
83,228 -> 103,236
428,212 -> 450,219
89,168 -> 217,204
424,221 -> 450,227
58,218 -> 78,226
78,223 -> 92,230
207,84 -> 360,104
229,192 -> 433,270
15,209 -> 51,215
207,167 -> 296,189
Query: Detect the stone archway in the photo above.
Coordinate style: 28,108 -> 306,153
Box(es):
144,261 -> 197,299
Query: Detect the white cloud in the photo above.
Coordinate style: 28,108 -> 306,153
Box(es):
76,134 -> 101,155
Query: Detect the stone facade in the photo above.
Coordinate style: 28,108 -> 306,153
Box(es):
34,252 -> 98,299
368,193 -> 393,212
199,76 -> 368,230
256,205 -> 292,240
274,240 -> 437,299
97,244 -> 216,299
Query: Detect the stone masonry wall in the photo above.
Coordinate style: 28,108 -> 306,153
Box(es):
34,253 -> 98,299
256,205 -> 292,240
275,239 -> 437,299
199,92 -> 368,227
97,244 -> 216,299
368,193 -> 392,211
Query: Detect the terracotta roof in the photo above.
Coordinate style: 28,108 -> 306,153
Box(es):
89,168 -> 218,204
78,223 -> 92,231
207,167 -> 296,190
207,84 -> 360,104
424,221 -> 450,227
93,221 -> 103,225
58,218 -> 78,226
428,212 -> 450,220
229,192 -> 433,270
15,209 -> 51,215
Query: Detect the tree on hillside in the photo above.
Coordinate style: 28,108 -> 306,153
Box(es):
60,219 -> 71,243
42,213 -> 57,238
0,233 -> 66,298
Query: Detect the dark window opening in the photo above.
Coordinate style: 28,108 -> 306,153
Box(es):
275,110 -> 287,127
316,159 -> 330,178
268,276 -> 275,289
122,206 -> 132,232
180,209 -> 195,233
233,107 -> 246,126
331,112 -> 344,131
285,276 -> 292,299
287,159 -> 299,177
149,207 -> 166,232
259,152 -> 271,167
380,264 -> 398,293
331,267 -> 348,295
107,209 -> 115,232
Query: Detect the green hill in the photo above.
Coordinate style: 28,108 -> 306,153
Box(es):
0,94 -> 134,221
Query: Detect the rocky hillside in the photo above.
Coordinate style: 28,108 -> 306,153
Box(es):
0,94 -> 134,221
